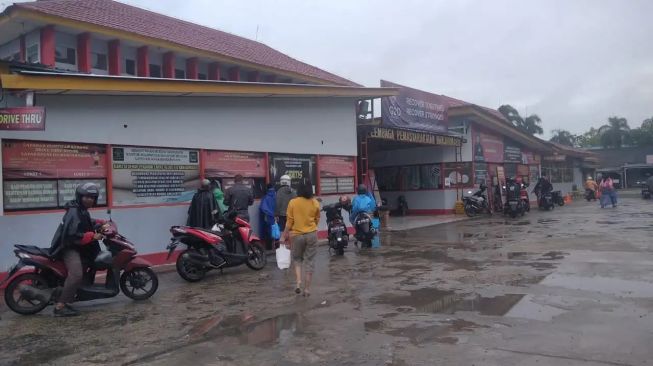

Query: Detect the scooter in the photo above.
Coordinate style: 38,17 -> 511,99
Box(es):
504,178 -> 524,218
462,184 -> 491,217
322,203 -> 349,255
520,183 -> 531,212
552,191 -> 565,206
2,212 -> 159,315
641,184 -> 651,200
585,189 -> 597,201
538,190 -> 555,211
167,210 -> 267,282
353,211 -> 377,248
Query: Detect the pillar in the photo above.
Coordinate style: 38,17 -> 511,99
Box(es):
162,51 -> 175,78
40,25 -> 55,67
137,46 -> 149,77
108,39 -> 121,75
186,57 -> 198,79
76,32 -> 91,73
19,35 -> 26,62
228,66 -> 240,81
208,62 -> 221,80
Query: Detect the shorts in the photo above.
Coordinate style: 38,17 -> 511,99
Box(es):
291,231 -> 318,272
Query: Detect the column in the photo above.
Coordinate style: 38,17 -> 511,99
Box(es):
76,32 -> 91,73
228,66 -> 240,81
186,57 -> 198,79
208,62 -> 221,80
162,51 -> 175,78
108,39 -> 121,75
40,25 -> 55,67
137,46 -> 149,77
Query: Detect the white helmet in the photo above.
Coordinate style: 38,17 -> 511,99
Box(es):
280,175 -> 291,186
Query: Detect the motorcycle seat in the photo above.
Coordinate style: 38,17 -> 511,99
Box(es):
14,245 -> 56,259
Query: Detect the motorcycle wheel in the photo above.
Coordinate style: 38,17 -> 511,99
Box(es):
558,200 -> 565,206
336,244 -> 345,256
245,242 -> 267,270
120,267 -> 159,301
510,210 -> 517,218
176,249 -> 207,282
4,273 -> 51,315
464,204 -> 476,218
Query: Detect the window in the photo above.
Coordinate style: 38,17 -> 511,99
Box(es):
198,73 -> 207,80
419,164 -> 441,189
149,64 -> 161,78
175,69 -> 185,79
399,166 -> 421,190
92,52 -> 107,70
125,59 -> 136,75
377,167 -> 400,191
26,44 -> 39,63
443,162 -> 473,188
55,46 -> 76,65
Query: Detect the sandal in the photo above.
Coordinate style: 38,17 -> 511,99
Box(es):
295,284 -> 302,295
303,290 -> 311,297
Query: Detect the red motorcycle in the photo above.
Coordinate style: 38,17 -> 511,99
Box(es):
167,211 -> 267,282
2,212 -> 159,315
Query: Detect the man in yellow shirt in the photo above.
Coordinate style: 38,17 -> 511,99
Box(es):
282,179 -> 320,296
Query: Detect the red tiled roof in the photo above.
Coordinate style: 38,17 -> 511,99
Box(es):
13,0 -> 359,86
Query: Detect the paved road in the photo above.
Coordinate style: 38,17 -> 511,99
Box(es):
1,197 -> 652,365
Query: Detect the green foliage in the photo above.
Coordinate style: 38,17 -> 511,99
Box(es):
549,129 -> 577,146
597,116 -> 630,148
498,104 -> 544,135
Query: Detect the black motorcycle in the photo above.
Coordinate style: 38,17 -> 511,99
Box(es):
353,211 -> 377,248
585,189 -> 597,201
642,184 -> 651,200
462,184 -> 491,217
504,178 -> 524,218
538,190 -> 555,211
552,191 -> 565,206
322,203 -> 349,255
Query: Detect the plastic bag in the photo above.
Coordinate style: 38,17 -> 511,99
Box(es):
276,245 -> 291,269
270,222 -> 281,240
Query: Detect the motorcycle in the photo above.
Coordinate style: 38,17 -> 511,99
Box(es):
585,189 -> 597,201
166,210 -> 267,282
552,191 -> 565,206
462,184 -> 491,217
641,184 -> 651,200
353,211 -> 377,249
322,202 -> 349,255
2,212 -> 159,315
520,183 -> 531,212
503,178 -> 524,218
538,190 -> 555,211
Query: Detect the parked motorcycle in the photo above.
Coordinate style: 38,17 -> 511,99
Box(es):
641,184 -> 651,199
503,178 -> 524,218
462,184 -> 491,217
585,189 -> 597,201
552,191 -> 565,206
520,183 -> 531,212
2,213 -> 158,315
322,202 -> 349,255
167,210 -> 267,282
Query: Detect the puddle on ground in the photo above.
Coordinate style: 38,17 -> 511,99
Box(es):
507,251 -> 535,260
189,312 -> 301,348
540,251 -> 568,260
372,288 -> 526,316
506,275 -> 547,287
596,220 -> 624,225
386,318 -> 487,345
382,250 -> 481,271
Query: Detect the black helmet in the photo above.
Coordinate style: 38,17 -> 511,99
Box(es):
357,184 -> 368,195
76,182 -> 100,204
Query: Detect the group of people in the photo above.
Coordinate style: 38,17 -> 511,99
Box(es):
585,175 -> 618,208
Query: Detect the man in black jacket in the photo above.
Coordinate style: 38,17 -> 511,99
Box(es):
224,175 -> 254,221
50,183 -> 105,317
187,179 -> 218,229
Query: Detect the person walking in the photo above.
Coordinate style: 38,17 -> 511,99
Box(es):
259,183 -> 276,250
599,176 -> 617,208
224,175 -> 254,221
281,179 -> 320,297
275,175 -> 296,244
187,179 -> 218,229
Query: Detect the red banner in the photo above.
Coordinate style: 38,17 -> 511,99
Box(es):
319,155 -> 355,177
2,140 -> 107,179
473,131 -> 504,163
0,107 -> 45,131
204,150 -> 266,178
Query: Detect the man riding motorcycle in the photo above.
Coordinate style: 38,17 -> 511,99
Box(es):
349,184 -> 377,239
49,183 -> 107,317
585,176 -> 599,200
533,174 -> 554,207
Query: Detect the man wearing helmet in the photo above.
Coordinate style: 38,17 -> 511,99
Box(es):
275,175 -> 296,243
350,184 -> 377,228
49,183 -> 106,317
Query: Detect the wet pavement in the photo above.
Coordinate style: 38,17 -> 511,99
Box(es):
1,197 -> 653,365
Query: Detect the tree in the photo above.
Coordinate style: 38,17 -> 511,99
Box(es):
577,127 -> 601,147
629,117 -> 653,147
498,104 -> 543,135
598,116 -> 630,148
549,129 -> 577,147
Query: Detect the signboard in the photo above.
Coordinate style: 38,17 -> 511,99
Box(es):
475,162 -> 488,184
504,144 -> 522,163
2,140 -> 106,179
111,146 -> 200,206
269,154 -> 316,190
367,127 -> 461,146
58,179 -> 107,206
380,80 -> 448,133
319,155 -> 355,177
543,154 -> 566,162
0,107 -> 45,131
204,150 -> 266,178
3,180 -> 58,210
496,166 -> 506,183
473,131 -> 504,163
521,151 -> 540,165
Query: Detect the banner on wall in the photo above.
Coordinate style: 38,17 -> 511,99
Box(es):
2,140 -> 106,179
319,155 -> 355,177
504,144 -> 522,163
521,150 -> 540,165
269,153 -> 316,189
380,80 -> 448,134
111,146 -> 200,206
58,179 -> 107,206
3,180 -> 58,210
204,150 -> 266,178
0,107 -> 45,131
473,131 -> 504,163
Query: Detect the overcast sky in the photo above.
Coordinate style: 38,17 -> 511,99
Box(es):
4,0 -> 652,136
